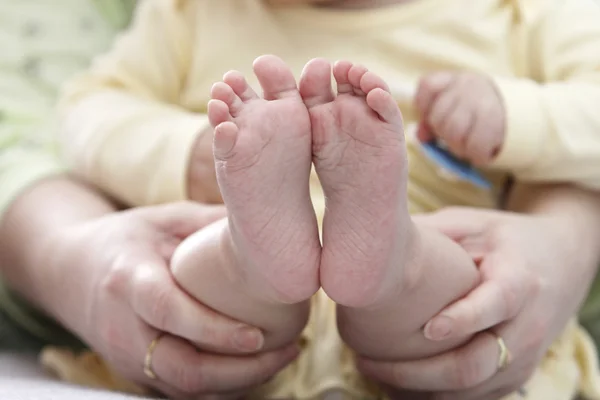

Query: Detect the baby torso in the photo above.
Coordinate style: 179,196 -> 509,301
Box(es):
180,0 -> 523,214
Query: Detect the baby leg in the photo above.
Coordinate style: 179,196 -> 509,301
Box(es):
172,55 -> 321,352
336,223 -> 480,360
299,58 -> 479,360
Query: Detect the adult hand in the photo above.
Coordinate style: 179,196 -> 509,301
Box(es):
415,72 -> 505,165
358,206 -> 599,400
44,202 -> 298,399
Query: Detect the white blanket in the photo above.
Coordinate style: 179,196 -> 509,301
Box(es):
0,353 -> 157,399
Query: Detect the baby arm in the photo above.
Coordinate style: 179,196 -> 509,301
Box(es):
415,0 -> 600,189
59,0 -> 219,207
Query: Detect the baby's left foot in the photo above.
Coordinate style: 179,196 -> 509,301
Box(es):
203,55 -> 321,304
299,59 -> 416,308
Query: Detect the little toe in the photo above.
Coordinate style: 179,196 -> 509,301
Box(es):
366,88 -> 403,126
208,99 -> 233,128
299,58 -> 334,108
211,82 -> 244,116
347,64 -> 369,96
223,71 -> 259,102
333,61 -> 354,95
360,71 -> 391,95
253,55 -> 299,100
213,121 -> 239,161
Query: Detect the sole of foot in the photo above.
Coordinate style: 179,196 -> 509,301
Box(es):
208,55 -> 322,304
299,59 -> 414,308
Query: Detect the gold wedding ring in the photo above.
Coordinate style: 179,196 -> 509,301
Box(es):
495,334 -> 511,371
144,333 -> 165,380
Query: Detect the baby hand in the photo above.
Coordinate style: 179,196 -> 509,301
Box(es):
186,125 -> 223,203
415,72 -> 505,166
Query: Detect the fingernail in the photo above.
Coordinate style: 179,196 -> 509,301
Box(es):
233,326 -> 264,351
424,316 -> 453,341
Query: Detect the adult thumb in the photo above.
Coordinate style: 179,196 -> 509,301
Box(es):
414,207 -> 496,242
137,201 -> 227,238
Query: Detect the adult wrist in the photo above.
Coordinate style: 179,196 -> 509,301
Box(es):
535,191 -> 600,259
33,228 -> 79,323
507,183 -> 600,268
1,177 -> 116,330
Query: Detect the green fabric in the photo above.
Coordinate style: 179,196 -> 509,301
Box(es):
92,0 -> 136,29
0,0 -> 134,350
0,280 -> 85,351
0,306 -> 46,353
0,147 -> 66,218
580,272 -> 600,348
0,0 -> 132,219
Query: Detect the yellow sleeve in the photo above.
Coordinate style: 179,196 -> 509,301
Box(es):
489,0 -> 600,189
59,0 -> 208,207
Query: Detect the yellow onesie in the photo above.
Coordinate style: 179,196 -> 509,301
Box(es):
49,0 -> 600,398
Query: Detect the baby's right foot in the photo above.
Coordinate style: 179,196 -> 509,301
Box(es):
207,55 -> 321,304
299,59 -> 415,308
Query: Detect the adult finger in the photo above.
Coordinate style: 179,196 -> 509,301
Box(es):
131,323 -> 291,399
143,364 -> 251,400
152,378 -> 259,400
150,335 -> 299,395
415,72 -> 456,121
434,388 -> 504,400
434,352 -> 535,400
130,261 -> 265,354
423,272 -> 528,341
135,202 -> 227,238
103,322 -> 252,400
434,375 -> 529,400
357,331 -> 503,391
195,393 -> 248,400
413,207 -> 495,241
197,391 -> 250,400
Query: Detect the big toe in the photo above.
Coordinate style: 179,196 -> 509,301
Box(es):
299,58 -> 334,108
253,55 -> 299,100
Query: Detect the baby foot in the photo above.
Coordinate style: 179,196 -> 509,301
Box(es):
299,59 -> 415,308
207,55 -> 321,304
